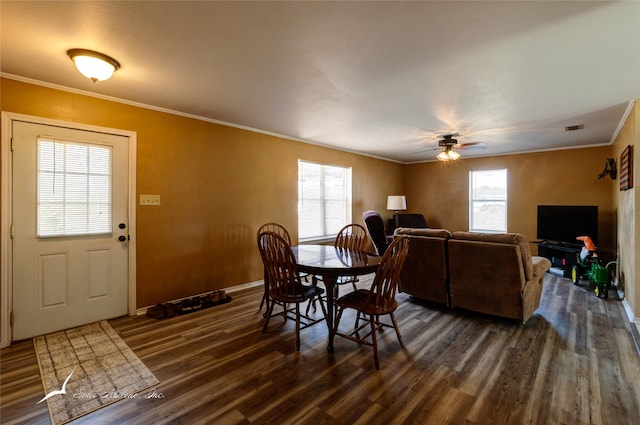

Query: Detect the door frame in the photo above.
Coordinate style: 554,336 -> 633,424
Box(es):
1,112 -> 138,347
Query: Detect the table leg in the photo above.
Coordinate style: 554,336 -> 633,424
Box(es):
323,275 -> 337,353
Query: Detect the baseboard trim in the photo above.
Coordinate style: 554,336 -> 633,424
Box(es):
617,295 -> 640,358
226,280 -> 264,293
630,318 -> 640,358
135,280 -> 263,316
621,296 -> 636,322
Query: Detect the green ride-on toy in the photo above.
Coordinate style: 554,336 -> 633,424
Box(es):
570,236 -> 609,298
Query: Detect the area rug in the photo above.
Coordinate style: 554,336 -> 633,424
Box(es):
33,321 -> 159,425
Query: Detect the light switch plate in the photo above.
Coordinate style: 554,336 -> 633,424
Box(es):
140,194 -> 161,206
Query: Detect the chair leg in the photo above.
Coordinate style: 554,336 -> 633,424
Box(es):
260,292 -> 271,317
305,277 -> 319,315
370,315 -> 380,370
295,303 -> 301,351
305,296 -> 317,315
262,301 -> 275,333
334,306 -> 345,334
261,270 -> 269,315
354,311 -> 362,337
317,294 -> 328,322
390,312 -> 403,346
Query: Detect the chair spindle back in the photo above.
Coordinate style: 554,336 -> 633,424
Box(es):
335,223 -> 368,251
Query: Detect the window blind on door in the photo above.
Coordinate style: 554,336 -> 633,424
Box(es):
37,138 -> 112,237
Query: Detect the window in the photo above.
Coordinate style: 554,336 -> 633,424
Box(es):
37,138 -> 112,237
469,169 -> 507,233
298,160 -> 352,241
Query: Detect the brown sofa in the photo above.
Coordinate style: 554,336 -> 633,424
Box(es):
395,228 -> 551,323
448,232 -> 551,322
395,228 -> 451,306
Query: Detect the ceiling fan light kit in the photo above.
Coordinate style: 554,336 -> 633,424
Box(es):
433,134 -> 478,162
437,148 -> 461,162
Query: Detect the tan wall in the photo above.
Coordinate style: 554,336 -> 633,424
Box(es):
1,78 -> 404,307
2,77 -> 636,320
611,101 -> 638,320
404,146 -> 615,255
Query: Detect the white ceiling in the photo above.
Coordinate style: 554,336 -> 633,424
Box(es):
2,1 -> 639,163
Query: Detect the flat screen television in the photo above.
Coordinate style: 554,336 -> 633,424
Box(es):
537,205 -> 598,246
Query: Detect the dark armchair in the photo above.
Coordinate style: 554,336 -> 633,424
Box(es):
388,213 -> 428,234
362,210 -> 391,255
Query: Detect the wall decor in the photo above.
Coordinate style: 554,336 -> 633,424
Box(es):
596,157 -> 617,181
620,145 -> 633,191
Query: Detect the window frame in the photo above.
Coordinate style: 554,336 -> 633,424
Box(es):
298,160 -> 352,242
469,168 -> 508,234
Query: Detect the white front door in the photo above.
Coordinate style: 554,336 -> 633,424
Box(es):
11,120 -> 130,340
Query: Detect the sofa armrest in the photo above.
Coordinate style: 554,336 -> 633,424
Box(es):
531,256 -> 552,277
520,256 -> 552,322
395,227 -> 451,238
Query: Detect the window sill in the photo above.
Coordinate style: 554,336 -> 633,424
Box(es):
469,229 -> 507,234
298,235 -> 336,245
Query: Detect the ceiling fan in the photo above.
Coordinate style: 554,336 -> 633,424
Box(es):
433,134 -> 486,162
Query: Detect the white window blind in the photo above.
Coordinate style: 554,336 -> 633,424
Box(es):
37,138 -> 112,237
469,169 -> 507,233
298,160 -> 352,240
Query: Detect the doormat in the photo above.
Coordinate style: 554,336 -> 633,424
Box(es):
33,321 -> 159,425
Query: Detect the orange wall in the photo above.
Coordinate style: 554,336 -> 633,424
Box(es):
404,146 -> 615,254
2,78 -> 634,318
1,78 -> 404,307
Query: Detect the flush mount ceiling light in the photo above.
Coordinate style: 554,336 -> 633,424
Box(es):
67,49 -> 120,82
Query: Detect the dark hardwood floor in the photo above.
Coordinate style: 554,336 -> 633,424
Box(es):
2,274 -> 639,424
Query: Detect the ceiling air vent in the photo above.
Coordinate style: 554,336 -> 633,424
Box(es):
565,124 -> 584,132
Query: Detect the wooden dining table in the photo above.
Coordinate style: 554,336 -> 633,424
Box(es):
292,244 -> 382,353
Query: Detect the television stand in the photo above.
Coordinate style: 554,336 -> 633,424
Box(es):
534,241 -> 581,279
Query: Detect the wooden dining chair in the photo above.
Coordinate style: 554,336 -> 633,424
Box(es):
257,231 -> 327,351
258,222 -> 292,243
333,236 -> 410,369
307,223 -> 369,314
257,223 -> 292,313
335,223 -> 368,251
334,223 -> 368,293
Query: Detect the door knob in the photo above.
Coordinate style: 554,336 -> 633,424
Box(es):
118,235 -> 127,242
